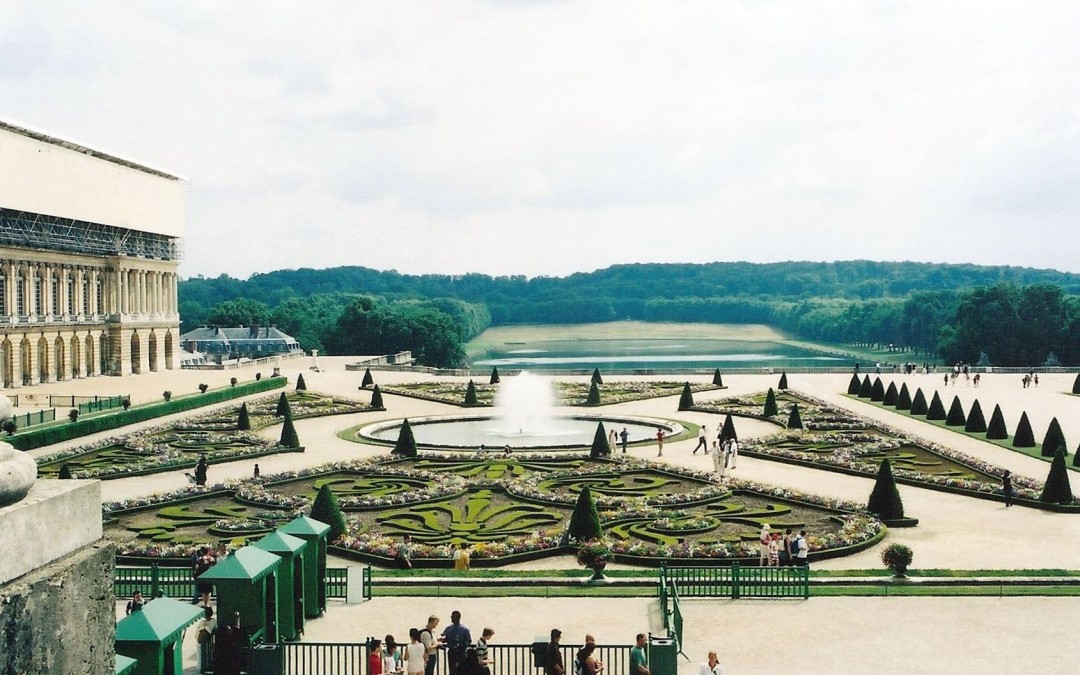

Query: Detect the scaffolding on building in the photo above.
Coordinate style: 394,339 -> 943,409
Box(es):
0,208 -> 182,262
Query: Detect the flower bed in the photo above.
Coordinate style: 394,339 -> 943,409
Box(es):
379,381 -> 722,407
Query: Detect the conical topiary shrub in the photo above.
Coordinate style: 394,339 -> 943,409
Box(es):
310,484 -> 347,543
883,382 -> 898,406
490,367 -> 501,385
590,422 -> 611,459
896,383 -> 912,410
1013,412 -> 1036,448
986,404 -> 1008,439
591,368 -> 603,385
361,368 -> 374,388
678,383 -> 695,411
847,373 -> 861,395
1073,372 -> 1080,395
858,375 -> 873,398
275,392 -> 290,418
787,404 -> 803,430
237,402 -> 251,431
867,458 -> 905,521
719,413 -> 738,443
279,409 -> 301,448
870,378 -> 885,402
566,485 -> 603,543
778,372 -> 788,390
965,400 -> 987,433
1074,442 -> 1080,468
464,380 -> 479,406
713,368 -> 724,387
926,392 -> 947,420
909,389 -> 928,415
370,384 -> 384,409
945,396 -> 966,426
58,464 -> 73,480
1039,449 -> 1074,505
392,418 -> 418,457
763,388 -> 779,417
586,380 -> 601,405
296,373 -> 307,391
1041,417 -> 1067,457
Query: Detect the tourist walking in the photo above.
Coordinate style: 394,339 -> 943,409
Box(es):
421,615 -> 441,675
1002,470 -> 1014,508
655,429 -> 665,457
710,440 -> 724,478
698,651 -> 725,675
544,629 -> 565,675
406,628 -> 426,675
253,463 -> 260,479
453,542 -> 472,571
194,455 -> 209,486
758,524 -> 771,566
794,530 -> 809,567
693,425 -> 708,454
725,437 -> 738,470
619,427 -> 629,453
441,610 -> 472,675
631,633 -> 649,675
781,528 -> 795,566
397,535 -> 414,570
193,546 -> 217,607
476,627 -> 495,675
609,428 -> 618,450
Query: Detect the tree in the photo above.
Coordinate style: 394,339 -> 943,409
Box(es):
1074,442 -> 1080,468
778,372 -> 788,390
678,383 -> 694,411
198,383 -> 209,394
965,400 -> 987,433
565,486 -> 603,543
986,404 -> 1009,439
870,378 -> 885,402
591,368 -> 604,385
1013,412 -> 1036,448
712,369 -> 724,387
847,373 -> 861,395
279,409 -> 301,448
361,368 -> 374,388
392,419 -> 417,457
310,484 -> 347,543
275,392 -> 290,418
68,409 -> 79,423
909,389 -> 928,415
489,367 -> 501,385
719,413 -> 738,442
1039,449 -> 1073,504
58,464 -> 73,479
883,382 -> 898,406
586,381 -> 601,406
590,422 -> 611,459
858,376 -> 873,398
867,459 -> 905,520
464,380 -> 479,406
1041,417 -> 1067,457
1073,372 -> 1080,395
926,392 -> 947,420
296,373 -> 307,391
763,388 -> 779,417
945,396 -> 966,427
370,384 -> 384,409
237,403 -> 251,431
205,298 -> 272,328
896,383 -> 912,410
787,404 -> 804,430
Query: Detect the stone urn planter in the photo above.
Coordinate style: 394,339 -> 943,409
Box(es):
577,540 -> 613,583
0,441 -> 37,507
881,542 -> 914,580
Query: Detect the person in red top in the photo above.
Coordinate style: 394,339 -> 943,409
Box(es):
369,639 -> 384,675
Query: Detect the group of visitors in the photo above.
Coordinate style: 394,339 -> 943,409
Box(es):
368,611 -> 492,675
710,437 -> 738,478
1022,371 -> 1039,388
758,525 -> 809,567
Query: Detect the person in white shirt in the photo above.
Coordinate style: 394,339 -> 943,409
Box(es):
699,651 -> 725,675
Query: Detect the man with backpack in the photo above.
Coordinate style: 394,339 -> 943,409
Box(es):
420,615 -> 442,675
441,610 -> 472,675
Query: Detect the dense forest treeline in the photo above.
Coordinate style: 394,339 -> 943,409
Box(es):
178,261 -> 1080,367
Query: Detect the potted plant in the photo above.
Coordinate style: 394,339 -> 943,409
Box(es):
576,539 -> 613,582
881,543 -> 913,579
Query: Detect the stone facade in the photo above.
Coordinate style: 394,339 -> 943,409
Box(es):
0,542 -> 116,675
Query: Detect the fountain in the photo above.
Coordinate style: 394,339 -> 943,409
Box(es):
360,375 -> 682,450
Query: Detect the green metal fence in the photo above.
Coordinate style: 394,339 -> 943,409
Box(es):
660,563 -> 809,599
11,409 -> 55,429
76,395 -> 127,415
116,564 -> 370,602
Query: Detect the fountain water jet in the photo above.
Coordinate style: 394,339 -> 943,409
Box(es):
493,372 -> 557,436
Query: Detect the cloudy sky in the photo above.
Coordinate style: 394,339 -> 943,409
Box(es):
3,1 -> 1079,279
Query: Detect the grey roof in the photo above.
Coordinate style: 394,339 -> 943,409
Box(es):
180,326 -> 299,343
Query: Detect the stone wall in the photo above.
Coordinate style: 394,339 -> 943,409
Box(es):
0,542 -> 116,675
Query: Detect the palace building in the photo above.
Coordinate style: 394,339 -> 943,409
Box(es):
0,120 -> 185,385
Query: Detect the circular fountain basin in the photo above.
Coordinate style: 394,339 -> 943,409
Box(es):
361,415 -> 683,450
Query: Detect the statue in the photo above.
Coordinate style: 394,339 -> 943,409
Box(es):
0,395 -> 37,507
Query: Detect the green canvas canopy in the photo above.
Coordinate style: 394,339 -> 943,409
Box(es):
255,531 -> 307,555
114,654 -> 137,675
280,515 -> 330,537
198,546 -> 281,583
114,597 -> 203,644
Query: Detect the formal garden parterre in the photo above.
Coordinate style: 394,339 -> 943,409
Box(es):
376,380 -> 722,407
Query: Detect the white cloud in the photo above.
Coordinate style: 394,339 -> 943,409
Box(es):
3,0 -> 1079,279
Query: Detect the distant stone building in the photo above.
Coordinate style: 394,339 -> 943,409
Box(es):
0,120 -> 185,385
180,325 -> 303,363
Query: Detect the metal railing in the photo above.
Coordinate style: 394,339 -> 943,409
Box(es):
75,395 -> 127,415
11,408 -> 56,429
660,563 -> 809,599
115,564 -> 369,602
